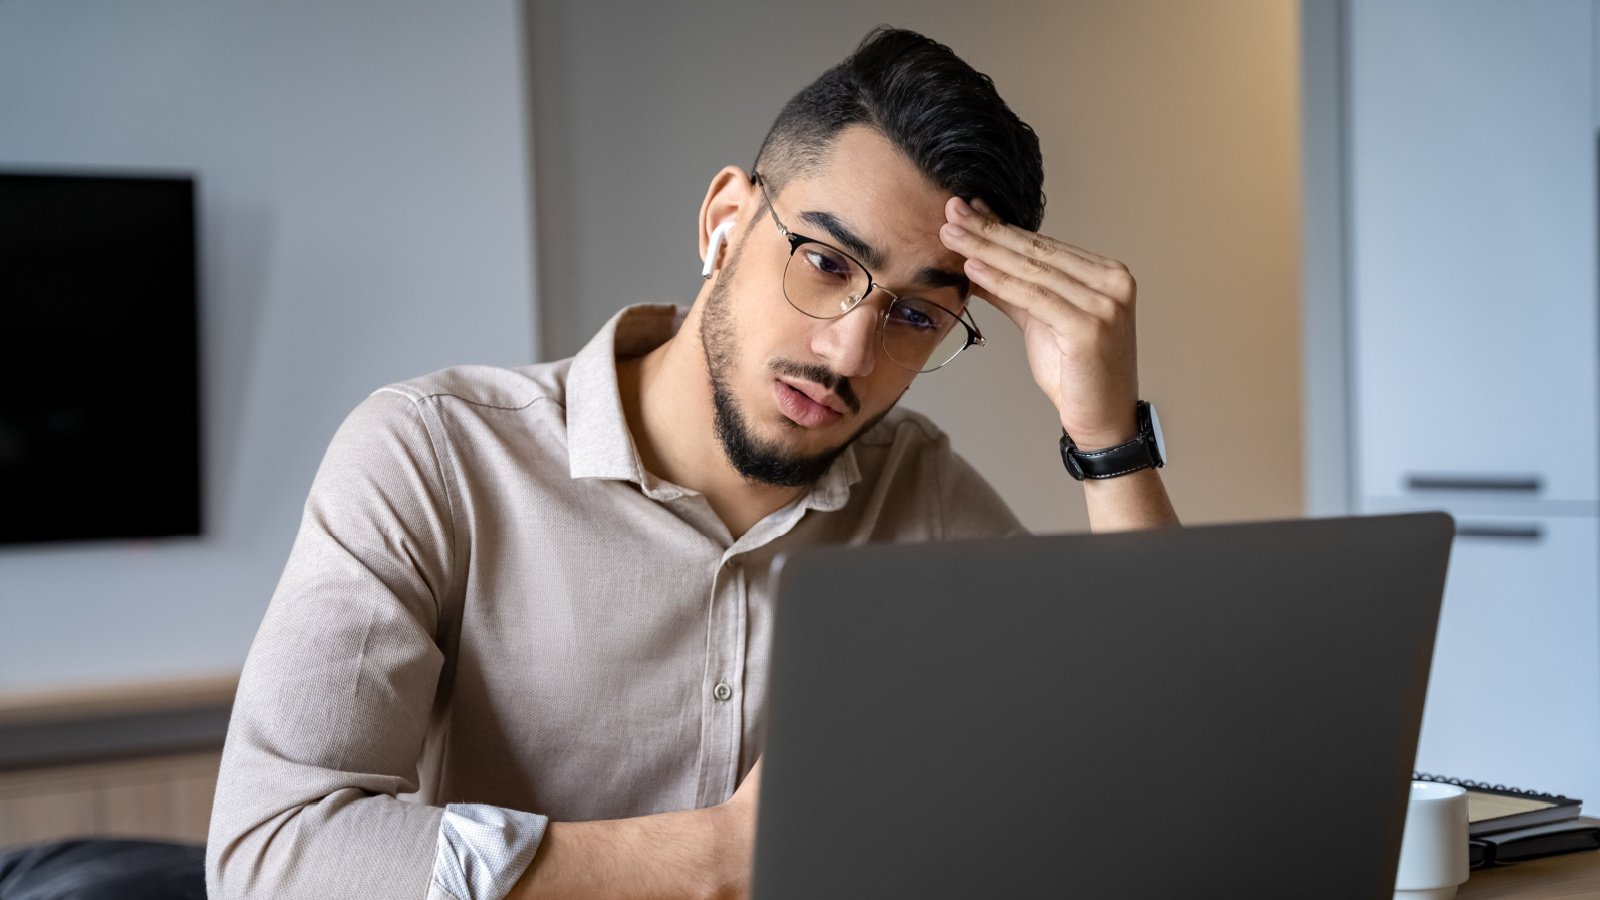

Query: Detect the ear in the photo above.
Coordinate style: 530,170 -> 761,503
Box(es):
698,165 -> 756,272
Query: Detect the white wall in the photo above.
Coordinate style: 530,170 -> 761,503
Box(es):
529,0 -> 1304,534
0,0 -> 1304,693
0,1 -> 537,693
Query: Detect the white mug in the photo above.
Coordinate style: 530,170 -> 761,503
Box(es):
1394,781 -> 1470,900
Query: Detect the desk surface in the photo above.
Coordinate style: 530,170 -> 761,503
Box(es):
1455,820 -> 1600,899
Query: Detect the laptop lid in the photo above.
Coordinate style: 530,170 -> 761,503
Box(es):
752,513 -> 1453,899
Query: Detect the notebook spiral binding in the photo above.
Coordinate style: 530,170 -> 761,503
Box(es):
1413,771 -> 1572,802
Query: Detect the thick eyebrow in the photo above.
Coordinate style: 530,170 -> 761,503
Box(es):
799,210 -> 881,268
798,209 -> 971,297
915,265 -> 971,298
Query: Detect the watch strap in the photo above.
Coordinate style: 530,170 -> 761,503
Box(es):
1059,402 -> 1163,481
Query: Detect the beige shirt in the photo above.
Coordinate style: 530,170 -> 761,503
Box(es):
207,305 -> 1024,898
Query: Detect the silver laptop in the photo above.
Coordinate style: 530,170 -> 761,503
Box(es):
752,513 -> 1454,899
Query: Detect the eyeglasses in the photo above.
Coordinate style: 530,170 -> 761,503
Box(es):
752,173 -> 984,373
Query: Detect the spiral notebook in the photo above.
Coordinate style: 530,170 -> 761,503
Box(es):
1413,771 -> 1583,836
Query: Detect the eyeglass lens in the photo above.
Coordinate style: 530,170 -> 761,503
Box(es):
782,242 -> 969,372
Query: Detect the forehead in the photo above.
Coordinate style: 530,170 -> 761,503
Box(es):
776,126 -> 964,276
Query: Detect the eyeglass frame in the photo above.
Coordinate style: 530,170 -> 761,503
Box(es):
750,172 -> 985,373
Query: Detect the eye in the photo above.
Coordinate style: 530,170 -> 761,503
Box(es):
801,246 -> 851,281
887,299 -> 946,332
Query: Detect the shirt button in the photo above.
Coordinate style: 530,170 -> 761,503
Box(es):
713,682 -> 734,702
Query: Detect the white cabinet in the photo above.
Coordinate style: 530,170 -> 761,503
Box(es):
1413,515 -> 1600,806
1348,0 -> 1598,505
1339,0 -> 1600,804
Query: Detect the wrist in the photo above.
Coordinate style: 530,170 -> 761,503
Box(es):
1059,402 -> 1166,482
510,808 -> 734,900
1060,425 -> 1136,451
705,802 -> 752,899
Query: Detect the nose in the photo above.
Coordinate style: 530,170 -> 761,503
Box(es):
810,297 -> 881,378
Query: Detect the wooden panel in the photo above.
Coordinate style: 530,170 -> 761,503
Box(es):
0,786 -> 96,847
99,778 -> 179,840
170,770 -> 219,843
0,674 -> 229,848
0,750 -> 222,848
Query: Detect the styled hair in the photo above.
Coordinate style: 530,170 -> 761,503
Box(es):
753,26 -> 1045,232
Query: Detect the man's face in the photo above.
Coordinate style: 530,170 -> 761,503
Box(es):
701,125 -> 971,487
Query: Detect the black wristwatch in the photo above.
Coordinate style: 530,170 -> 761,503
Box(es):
1058,401 -> 1167,481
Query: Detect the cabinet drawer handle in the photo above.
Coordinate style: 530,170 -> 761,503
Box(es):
1406,474 -> 1543,493
1454,523 -> 1544,541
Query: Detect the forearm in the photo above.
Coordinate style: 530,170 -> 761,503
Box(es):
1082,467 -> 1179,532
208,784 -> 444,898
510,805 -> 742,900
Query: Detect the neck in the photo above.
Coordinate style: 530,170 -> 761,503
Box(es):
616,299 -> 805,540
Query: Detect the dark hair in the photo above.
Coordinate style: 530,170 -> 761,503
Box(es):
753,26 -> 1045,232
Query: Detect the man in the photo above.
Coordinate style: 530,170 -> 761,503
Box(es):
208,26 -> 1178,900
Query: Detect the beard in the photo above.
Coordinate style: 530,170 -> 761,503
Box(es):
700,243 -> 893,488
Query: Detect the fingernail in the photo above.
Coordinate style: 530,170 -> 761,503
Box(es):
965,258 -> 988,273
941,222 -> 966,239
972,197 -> 993,215
953,196 -> 974,216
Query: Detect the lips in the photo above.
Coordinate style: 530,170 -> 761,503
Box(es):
774,379 -> 844,428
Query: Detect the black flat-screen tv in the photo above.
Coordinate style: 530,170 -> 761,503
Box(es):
0,171 -> 202,544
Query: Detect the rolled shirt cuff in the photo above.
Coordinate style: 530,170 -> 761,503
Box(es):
429,802 -> 550,900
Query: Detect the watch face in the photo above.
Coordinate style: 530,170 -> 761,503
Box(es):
1147,403 -> 1167,466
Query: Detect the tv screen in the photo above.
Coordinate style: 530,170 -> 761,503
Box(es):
0,171 -> 202,544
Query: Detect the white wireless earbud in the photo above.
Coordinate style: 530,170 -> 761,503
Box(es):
701,220 -> 736,279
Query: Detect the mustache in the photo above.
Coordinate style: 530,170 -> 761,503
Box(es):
770,359 -> 861,415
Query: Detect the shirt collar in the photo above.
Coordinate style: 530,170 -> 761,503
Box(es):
565,303 -> 861,509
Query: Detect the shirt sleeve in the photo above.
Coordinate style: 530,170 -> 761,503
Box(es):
207,388 -> 543,899
429,804 -> 549,900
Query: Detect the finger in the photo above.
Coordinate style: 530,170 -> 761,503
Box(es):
962,255 -> 1101,333
967,196 -> 1117,268
950,197 -> 1132,298
943,221 -> 1119,321
965,278 -> 1028,331
960,197 -> 1120,284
